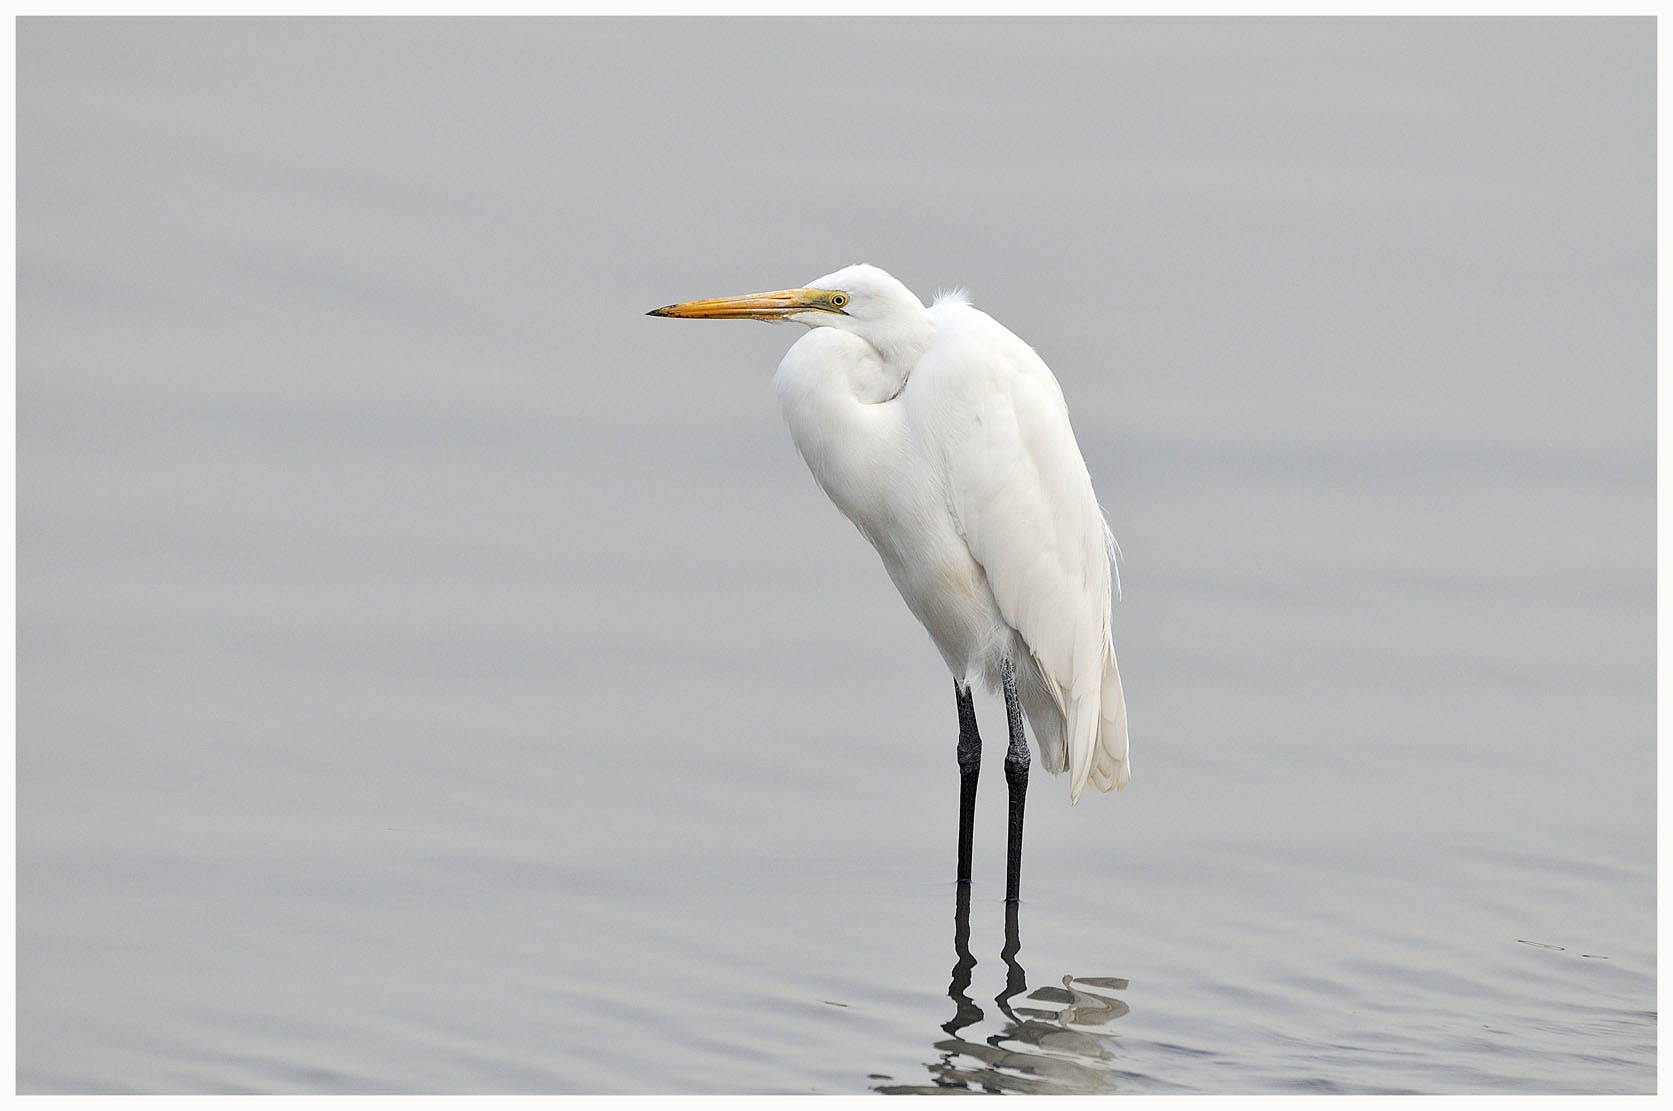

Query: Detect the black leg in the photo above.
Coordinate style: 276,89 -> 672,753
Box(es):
954,681 -> 981,886
1001,658 -> 1029,904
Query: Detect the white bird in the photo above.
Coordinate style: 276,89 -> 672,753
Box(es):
649,264 -> 1128,900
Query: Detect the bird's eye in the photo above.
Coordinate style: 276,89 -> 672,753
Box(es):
830,292 -> 849,308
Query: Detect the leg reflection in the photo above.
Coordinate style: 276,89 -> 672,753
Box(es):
942,882 -> 983,1038
874,890 -> 1135,1095
995,898 -> 1027,1021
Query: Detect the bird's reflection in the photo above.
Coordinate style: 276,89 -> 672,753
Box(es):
875,889 -> 1131,1094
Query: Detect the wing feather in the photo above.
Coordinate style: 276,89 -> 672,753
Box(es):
924,304 -> 1126,799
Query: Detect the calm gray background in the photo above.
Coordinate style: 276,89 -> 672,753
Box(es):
18,17 -> 1654,1094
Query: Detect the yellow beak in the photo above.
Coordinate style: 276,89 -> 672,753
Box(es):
646,287 -> 846,320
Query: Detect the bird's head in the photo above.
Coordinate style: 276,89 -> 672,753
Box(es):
647,263 -> 927,338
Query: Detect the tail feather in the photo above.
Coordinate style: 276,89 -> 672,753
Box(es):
1012,647 -> 1130,801
1097,656 -> 1132,792
1073,655 -> 1130,801
1017,669 -> 1068,775
1066,692 -> 1102,803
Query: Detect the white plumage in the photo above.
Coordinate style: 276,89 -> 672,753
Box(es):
771,265 -> 1128,801
654,263 -> 1128,803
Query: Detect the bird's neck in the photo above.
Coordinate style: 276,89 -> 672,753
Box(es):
867,312 -> 938,396
775,329 -> 908,521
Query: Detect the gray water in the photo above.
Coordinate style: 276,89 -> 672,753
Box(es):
17,18 -> 1655,1094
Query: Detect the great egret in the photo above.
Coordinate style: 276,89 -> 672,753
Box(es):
649,264 -> 1128,901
